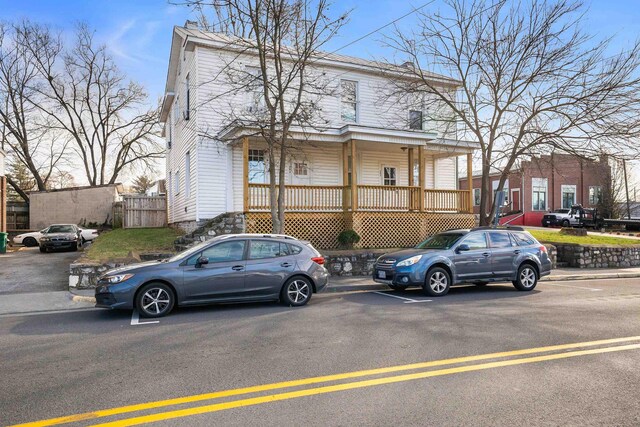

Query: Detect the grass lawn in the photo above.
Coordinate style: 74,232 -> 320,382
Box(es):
528,230 -> 640,246
85,228 -> 181,261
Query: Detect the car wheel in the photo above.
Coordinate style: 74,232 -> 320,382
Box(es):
23,237 -> 37,247
388,284 -> 408,291
422,267 -> 451,297
136,283 -> 175,318
39,246 -> 47,253
562,219 -> 570,228
281,276 -> 312,307
513,264 -> 538,291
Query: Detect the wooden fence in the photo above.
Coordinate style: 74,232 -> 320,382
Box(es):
117,195 -> 167,228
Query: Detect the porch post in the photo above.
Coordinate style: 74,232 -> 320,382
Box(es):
466,152 -> 473,213
351,140 -> 358,211
408,148 -> 415,186
418,146 -> 425,211
242,137 -> 249,212
342,142 -> 349,211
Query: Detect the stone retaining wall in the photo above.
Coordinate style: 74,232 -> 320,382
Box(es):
553,243 -> 640,268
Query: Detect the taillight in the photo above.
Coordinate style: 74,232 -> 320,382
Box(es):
540,245 -> 547,253
311,257 -> 325,265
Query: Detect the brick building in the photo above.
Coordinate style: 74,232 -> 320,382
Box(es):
459,154 -> 611,226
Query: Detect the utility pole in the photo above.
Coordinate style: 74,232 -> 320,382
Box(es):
623,159 -> 631,219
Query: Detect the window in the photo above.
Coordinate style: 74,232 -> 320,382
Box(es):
589,186 -> 602,205
383,166 -> 397,186
289,245 -> 303,254
293,162 -> 308,176
166,120 -> 172,149
248,149 -> 266,183
492,179 -> 509,206
249,241 -> 290,260
246,66 -> 264,112
488,232 -> 513,249
187,240 -> 246,265
184,74 -> 190,120
460,232 -> 487,251
512,232 -> 535,247
473,189 -> 481,206
409,110 -> 423,130
532,178 -> 548,211
185,152 -> 191,198
173,97 -> 180,124
174,171 -> 180,195
168,172 -> 172,202
340,80 -> 358,123
561,185 -> 576,209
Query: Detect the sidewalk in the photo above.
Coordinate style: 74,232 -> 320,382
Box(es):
2,267 -> 640,316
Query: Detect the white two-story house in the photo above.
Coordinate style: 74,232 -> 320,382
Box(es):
160,23 -> 477,249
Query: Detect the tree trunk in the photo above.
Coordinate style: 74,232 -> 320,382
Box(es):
6,175 -> 30,202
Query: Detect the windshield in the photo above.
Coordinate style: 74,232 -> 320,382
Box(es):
167,238 -> 216,262
47,225 -> 76,234
416,233 -> 464,250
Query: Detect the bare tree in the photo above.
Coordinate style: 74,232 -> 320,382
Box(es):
0,22 -> 68,195
385,0 -> 640,225
186,0 -> 348,232
21,23 -> 163,186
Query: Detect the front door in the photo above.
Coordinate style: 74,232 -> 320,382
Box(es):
488,231 -> 518,279
182,240 -> 247,302
452,232 -> 492,281
511,189 -> 520,211
244,240 -> 296,297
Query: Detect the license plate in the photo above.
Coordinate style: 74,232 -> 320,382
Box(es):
377,271 -> 386,279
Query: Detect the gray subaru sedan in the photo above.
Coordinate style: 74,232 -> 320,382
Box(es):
95,234 -> 329,317
373,227 -> 551,296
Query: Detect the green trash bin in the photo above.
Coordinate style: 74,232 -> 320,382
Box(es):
0,232 -> 7,254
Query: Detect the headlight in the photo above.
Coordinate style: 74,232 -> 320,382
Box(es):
396,255 -> 423,267
40,237 -> 50,242
103,274 -> 134,284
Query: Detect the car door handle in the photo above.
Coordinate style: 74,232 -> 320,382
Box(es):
514,250 -> 521,255
280,262 -> 293,267
482,252 -> 491,257
231,265 -> 244,271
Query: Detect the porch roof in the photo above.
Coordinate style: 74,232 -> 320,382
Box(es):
218,123 -> 478,153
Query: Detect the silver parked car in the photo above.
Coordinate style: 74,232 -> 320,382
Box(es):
373,227 -> 552,296
95,234 -> 329,317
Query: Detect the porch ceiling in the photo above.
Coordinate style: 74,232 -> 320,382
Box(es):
218,123 -> 478,154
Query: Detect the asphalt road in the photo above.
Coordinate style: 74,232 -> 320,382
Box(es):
2,278 -> 640,426
0,247 -> 81,294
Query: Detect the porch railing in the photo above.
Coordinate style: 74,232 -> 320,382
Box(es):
248,183 -> 345,212
248,183 -> 471,213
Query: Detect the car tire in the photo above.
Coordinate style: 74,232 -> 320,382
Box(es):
422,267 -> 451,297
281,276 -> 312,307
388,284 -> 408,291
513,264 -> 538,291
23,237 -> 37,247
136,282 -> 175,318
39,246 -> 47,253
562,219 -> 570,228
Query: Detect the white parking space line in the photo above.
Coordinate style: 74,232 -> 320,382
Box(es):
130,310 -> 159,325
372,291 -> 432,304
542,283 -> 603,292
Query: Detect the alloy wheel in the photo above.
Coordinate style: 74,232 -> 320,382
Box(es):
141,288 -> 171,315
520,268 -> 536,288
430,271 -> 448,293
287,280 -> 310,304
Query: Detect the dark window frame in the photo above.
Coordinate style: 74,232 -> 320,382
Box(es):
409,110 -> 423,130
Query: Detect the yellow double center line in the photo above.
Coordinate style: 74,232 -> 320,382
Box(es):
13,336 -> 640,427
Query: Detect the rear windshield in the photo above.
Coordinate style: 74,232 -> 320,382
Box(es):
47,225 -> 75,233
416,233 -> 464,250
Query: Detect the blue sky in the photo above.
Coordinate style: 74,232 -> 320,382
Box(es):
2,0 -> 639,100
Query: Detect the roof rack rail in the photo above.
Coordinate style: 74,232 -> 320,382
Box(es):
472,225 -> 525,231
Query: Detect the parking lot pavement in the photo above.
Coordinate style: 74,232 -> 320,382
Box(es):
0,246 -> 81,294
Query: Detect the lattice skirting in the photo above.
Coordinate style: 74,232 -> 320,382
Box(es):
349,212 -> 476,249
246,211 -> 475,249
245,212 -> 345,249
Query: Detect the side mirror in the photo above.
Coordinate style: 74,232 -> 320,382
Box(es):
196,256 -> 209,267
456,244 -> 470,253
